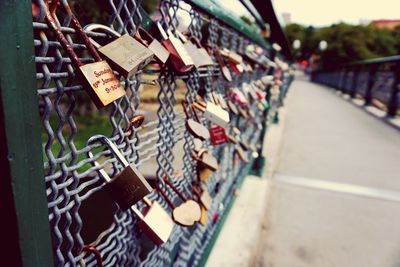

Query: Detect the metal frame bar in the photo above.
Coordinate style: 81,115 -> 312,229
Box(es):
0,1 -> 54,266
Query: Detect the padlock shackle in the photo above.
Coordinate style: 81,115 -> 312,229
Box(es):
163,176 -> 188,202
155,183 -> 176,209
156,21 -> 169,41
125,115 -> 145,137
87,135 -> 130,167
43,0 -> 102,67
82,245 -> 104,267
83,24 -> 122,49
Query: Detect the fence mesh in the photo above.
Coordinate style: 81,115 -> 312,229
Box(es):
32,0 -> 287,266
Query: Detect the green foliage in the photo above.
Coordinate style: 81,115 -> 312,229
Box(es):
284,23 -> 400,68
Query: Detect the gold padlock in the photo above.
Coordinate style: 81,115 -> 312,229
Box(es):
131,197 -> 174,245
84,24 -> 154,78
44,1 -> 125,108
199,206 -> 208,226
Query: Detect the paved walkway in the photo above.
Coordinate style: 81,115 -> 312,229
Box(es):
256,77 -> 400,267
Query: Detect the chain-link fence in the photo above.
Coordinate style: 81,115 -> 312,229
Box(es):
31,0 -> 292,266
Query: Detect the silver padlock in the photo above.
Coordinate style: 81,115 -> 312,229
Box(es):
84,24 -> 154,78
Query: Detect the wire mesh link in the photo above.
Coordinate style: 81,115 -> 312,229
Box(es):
31,0 -> 292,266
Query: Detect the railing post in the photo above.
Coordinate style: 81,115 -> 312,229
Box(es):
387,62 -> 400,117
350,66 -> 359,98
0,1 -> 54,266
364,64 -> 378,106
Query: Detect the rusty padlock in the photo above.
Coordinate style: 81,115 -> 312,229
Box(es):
134,27 -> 170,64
157,21 -> 194,72
44,0 -> 125,109
87,135 -> 153,210
157,175 -> 202,227
84,24 -> 154,78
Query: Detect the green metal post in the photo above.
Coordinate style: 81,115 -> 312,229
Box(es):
0,1 -> 54,266
387,62 -> 400,117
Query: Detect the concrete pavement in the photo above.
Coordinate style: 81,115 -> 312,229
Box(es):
255,77 -> 400,267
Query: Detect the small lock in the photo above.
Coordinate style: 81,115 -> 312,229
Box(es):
84,24 -> 154,78
210,125 -> 228,145
87,135 -> 153,211
199,206 -> 208,226
195,149 -> 219,172
134,27 -> 170,64
132,198 -> 174,245
232,88 -> 248,106
157,22 -> 194,72
180,34 -> 214,68
220,48 -> 243,64
193,101 -> 230,128
215,50 -> 233,82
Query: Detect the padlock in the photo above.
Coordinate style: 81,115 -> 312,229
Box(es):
87,135 -> 153,210
157,22 -> 194,72
193,101 -> 230,128
231,88 -> 248,106
227,100 -> 239,115
134,27 -> 170,64
44,1 -> 125,109
209,125 -> 228,145
193,138 -> 203,153
131,197 -> 174,245
84,24 -> 154,78
215,50 -> 232,82
193,148 -> 219,172
178,33 -> 214,68
193,184 -> 213,210
156,181 -> 201,227
220,48 -> 243,64
164,176 -> 201,226
199,206 -> 208,226
182,101 -> 210,141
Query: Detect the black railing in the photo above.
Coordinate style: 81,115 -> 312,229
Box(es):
311,56 -> 400,117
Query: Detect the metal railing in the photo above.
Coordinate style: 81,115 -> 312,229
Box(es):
2,1 -> 293,266
311,56 -> 400,117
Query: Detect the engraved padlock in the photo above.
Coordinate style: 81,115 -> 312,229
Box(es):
157,22 -> 194,72
84,24 -> 154,78
134,27 -> 170,64
193,101 -> 230,128
44,0 -> 125,108
209,125 -> 228,145
87,135 -> 153,211
131,197 -> 174,245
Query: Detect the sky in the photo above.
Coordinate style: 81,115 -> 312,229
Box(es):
272,0 -> 400,26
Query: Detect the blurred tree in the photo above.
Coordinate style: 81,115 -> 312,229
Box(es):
284,23 -> 400,69
141,0 -> 160,14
